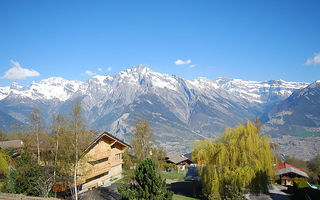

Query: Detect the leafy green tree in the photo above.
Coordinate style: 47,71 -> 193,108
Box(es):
0,150 -> 10,178
0,167 -> 17,193
0,129 -> 8,141
69,100 -> 93,199
118,158 -> 173,200
50,113 -> 66,189
123,118 -> 166,182
30,107 -> 43,164
1,149 -> 44,196
307,154 -> 320,184
193,121 -> 276,199
285,156 -> 308,172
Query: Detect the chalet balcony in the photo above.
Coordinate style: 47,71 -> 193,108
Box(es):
86,161 -> 111,179
87,149 -> 111,162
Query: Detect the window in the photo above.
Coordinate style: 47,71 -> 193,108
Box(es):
115,153 -> 123,160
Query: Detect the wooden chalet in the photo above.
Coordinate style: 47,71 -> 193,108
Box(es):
276,163 -> 309,186
166,153 -> 192,170
76,131 -> 130,192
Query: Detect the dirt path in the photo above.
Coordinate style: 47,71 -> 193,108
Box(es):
245,185 -> 290,200
269,185 -> 290,200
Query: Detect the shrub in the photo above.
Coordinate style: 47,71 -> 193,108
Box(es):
293,177 -> 308,189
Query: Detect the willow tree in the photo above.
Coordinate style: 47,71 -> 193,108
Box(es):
193,121 -> 276,199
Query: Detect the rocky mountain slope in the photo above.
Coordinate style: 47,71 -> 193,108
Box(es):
263,80 -> 320,137
0,66 -> 312,153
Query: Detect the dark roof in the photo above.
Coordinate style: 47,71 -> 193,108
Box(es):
0,140 -> 24,149
185,164 -> 199,181
276,167 -> 309,178
166,154 -> 191,164
183,152 -> 192,161
84,130 -> 131,153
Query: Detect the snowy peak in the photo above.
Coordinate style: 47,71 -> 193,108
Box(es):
0,77 -> 84,101
0,66 -> 311,103
10,82 -> 23,90
211,78 -> 308,103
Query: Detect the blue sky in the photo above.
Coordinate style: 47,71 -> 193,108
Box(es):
0,0 -> 320,86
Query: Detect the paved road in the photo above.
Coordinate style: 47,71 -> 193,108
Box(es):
79,183 -> 121,200
245,185 -> 290,200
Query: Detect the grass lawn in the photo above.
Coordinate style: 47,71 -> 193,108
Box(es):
173,194 -> 199,200
162,171 -> 186,182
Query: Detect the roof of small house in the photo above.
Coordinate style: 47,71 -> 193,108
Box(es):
84,130 -> 131,153
0,140 -> 24,149
276,163 -> 300,170
166,154 -> 191,165
183,152 -> 192,161
276,167 -> 309,178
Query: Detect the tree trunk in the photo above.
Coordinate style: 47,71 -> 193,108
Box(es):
74,130 -> 78,200
54,136 -> 59,197
37,130 -> 40,165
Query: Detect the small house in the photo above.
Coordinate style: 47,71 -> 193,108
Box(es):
51,130 -> 130,193
165,153 -> 192,170
276,163 -> 309,186
77,131 -> 130,192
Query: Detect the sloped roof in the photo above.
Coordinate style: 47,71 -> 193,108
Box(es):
276,167 -> 309,178
166,154 -> 191,164
0,140 -> 24,149
183,152 -> 192,161
276,163 -> 300,170
84,130 -> 131,153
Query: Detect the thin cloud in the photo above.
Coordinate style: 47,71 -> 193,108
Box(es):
85,70 -> 96,76
174,59 -> 192,65
98,67 -> 102,72
189,64 -> 197,68
107,67 -> 112,71
304,52 -> 320,66
2,60 -> 40,79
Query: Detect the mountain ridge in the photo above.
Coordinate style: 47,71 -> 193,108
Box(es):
0,66 -> 316,154
0,66 -> 309,103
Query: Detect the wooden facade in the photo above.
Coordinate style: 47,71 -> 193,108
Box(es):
78,131 -> 130,192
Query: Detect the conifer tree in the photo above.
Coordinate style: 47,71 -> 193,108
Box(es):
118,158 -> 173,200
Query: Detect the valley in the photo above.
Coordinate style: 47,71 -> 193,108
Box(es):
0,66 -> 319,159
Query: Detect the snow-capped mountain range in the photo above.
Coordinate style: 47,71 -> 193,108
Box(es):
0,66 -> 318,153
0,66 -> 308,103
